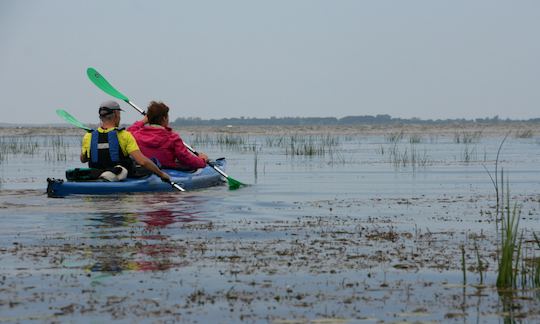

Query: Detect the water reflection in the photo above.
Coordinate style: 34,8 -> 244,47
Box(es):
83,194 -> 207,274
497,288 -> 540,323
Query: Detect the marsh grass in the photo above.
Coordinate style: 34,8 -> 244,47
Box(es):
532,233 -> 540,288
461,244 -> 467,285
385,131 -> 404,143
474,240 -> 485,285
283,134 -> 339,156
409,134 -> 422,144
515,129 -> 533,139
44,135 -> 68,162
216,134 -> 247,147
495,178 -> 522,289
191,133 -> 250,151
378,143 -> 431,169
454,131 -> 482,144
0,136 -> 39,156
461,144 -> 477,163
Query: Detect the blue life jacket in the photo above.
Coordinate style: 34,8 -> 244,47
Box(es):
88,129 -> 133,172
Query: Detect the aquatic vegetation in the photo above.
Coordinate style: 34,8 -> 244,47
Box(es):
454,131 -> 482,144
0,135 -> 40,155
190,133 -> 251,150
216,134 -> 248,146
515,129 -> 533,139
252,144 -> 260,181
461,244 -> 467,285
461,144 -> 477,163
282,134 -> 340,156
385,130 -> 404,143
44,135 -> 68,162
409,133 -> 422,144
496,179 -> 522,289
378,142 -> 431,169
474,239 -> 485,285
531,233 -> 540,288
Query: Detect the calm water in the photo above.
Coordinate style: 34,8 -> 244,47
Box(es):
1,127 -> 540,323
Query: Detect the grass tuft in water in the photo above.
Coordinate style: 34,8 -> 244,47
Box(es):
515,129 -> 533,139
454,131 -> 482,144
496,177 -> 522,289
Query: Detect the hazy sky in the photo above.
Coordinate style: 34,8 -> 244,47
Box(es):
1,0 -> 539,124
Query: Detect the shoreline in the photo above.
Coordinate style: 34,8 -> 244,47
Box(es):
0,122 -> 537,136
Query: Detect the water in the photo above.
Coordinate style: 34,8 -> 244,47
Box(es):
1,126 -> 540,323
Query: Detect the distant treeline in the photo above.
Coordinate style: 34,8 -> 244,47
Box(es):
172,115 -> 540,126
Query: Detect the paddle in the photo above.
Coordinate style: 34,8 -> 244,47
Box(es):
55,109 -> 186,192
56,109 -> 92,131
86,67 -> 246,190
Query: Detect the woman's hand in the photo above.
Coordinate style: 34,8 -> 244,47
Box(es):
198,152 -> 209,163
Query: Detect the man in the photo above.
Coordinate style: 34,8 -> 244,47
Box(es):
80,100 -> 170,182
127,101 -> 209,170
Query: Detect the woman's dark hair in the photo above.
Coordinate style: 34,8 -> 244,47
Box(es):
147,101 -> 170,125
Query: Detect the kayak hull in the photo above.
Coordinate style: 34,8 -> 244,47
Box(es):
47,159 -> 226,198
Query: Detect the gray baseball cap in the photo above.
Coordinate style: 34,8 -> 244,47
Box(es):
98,100 -> 124,116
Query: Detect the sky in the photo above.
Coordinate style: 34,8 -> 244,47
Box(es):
1,0 -> 539,124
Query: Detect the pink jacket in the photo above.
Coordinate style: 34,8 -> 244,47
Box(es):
127,121 -> 206,170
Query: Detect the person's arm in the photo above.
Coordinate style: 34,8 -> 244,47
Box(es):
197,152 -> 209,163
80,133 -> 90,163
130,150 -> 171,181
173,135 -> 207,169
126,117 -> 148,132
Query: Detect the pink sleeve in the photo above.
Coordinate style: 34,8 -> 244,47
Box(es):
127,120 -> 145,133
173,134 -> 207,169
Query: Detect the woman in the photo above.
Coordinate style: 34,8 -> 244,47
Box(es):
127,101 -> 208,170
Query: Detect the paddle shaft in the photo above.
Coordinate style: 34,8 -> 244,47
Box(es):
169,181 -> 186,192
124,100 -> 145,115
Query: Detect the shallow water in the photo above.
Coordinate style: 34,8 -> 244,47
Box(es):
1,127 -> 540,323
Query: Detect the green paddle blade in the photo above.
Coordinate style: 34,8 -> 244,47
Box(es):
56,109 -> 92,131
87,67 -> 129,102
226,176 -> 245,190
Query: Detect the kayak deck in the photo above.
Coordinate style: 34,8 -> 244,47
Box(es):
47,159 -> 226,198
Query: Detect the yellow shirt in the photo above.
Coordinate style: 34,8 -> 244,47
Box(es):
81,128 -> 140,159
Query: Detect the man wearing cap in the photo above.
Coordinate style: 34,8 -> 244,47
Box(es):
80,100 -> 170,182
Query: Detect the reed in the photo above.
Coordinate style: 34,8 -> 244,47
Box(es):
496,178 -> 522,289
284,134 -> 340,156
44,135 -> 68,162
532,233 -> 540,288
461,144 -> 477,163
190,133 -> 250,150
515,129 -> 533,139
0,136 -> 40,155
253,144 -> 259,181
378,142 -> 431,169
385,131 -> 404,143
454,131 -> 482,144
474,240 -> 484,285
461,244 -> 467,285
409,134 -> 422,144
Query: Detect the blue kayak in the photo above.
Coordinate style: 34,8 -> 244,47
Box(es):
47,159 -> 226,198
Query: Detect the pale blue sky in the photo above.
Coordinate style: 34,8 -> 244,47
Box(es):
1,0 -> 539,124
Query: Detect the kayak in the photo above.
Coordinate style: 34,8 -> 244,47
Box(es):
47,159 -> 226,198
